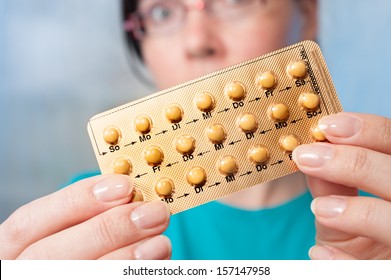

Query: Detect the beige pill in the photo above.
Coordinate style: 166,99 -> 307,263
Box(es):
287,60 -> 307,79
134,115 -> 152,134
194,92 -> 215,112
112,157 -> 132,175
298,92 -> 320,111
268,103 -> 290,121
248,145 -> 270,164
206,124 -> 226,143
103,125 -> 121,145
237,113 -> 258,133
186,166 -> 207,187
165,103 -> 183,123
217,156 -> 238,175
225,81 -> 246,101
144,146 -> 164,166
311,125 -> 327,141
175,135 -> 195,155
256,71 -> 277,90
279,134 -> 300,152
131,189 -> 144,202
155,177 -> 174,198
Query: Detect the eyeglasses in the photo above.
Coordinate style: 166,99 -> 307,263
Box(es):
126,0 -> 267,39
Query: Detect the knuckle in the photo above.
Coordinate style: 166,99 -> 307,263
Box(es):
94,215 -> 119,249
358,199 -> 377,226
3,206 -> 31,246
348,148 -> 370,179
61,189 -> 81,216
379,116 -> 391,146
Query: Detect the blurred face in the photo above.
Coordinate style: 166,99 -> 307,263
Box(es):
138,0 -> 317,89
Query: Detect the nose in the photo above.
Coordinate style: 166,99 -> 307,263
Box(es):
182,8 -> 220,60
191,0 -> 206,10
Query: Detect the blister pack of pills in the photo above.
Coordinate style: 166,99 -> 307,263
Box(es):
87,40 -> 342,214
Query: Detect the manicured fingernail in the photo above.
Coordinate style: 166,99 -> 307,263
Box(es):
134,235 -> 172,260
319,113 -> 362,138
131,201 -> 170,229
292,144 -> 334,167
311,196 -> 346,218
93,175 -> 132,202
309,245 -> 334,260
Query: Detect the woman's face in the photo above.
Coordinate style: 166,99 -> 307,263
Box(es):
139,0 -> 317,90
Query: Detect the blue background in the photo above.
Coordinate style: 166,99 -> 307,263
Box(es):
1,0 -> 390,222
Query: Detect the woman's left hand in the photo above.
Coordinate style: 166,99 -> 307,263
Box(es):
293,112 -> 391,260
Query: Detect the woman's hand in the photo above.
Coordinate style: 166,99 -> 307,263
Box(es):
0,175 -> 171,259
293,112 -> 391,259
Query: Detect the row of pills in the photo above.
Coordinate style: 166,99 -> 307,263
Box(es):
138,131 -> 308,199
102,92 -> 321,146
110,132 -> 315,177
118,150 -> 274,198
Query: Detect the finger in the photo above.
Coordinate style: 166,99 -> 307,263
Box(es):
292,143 -> 391,200
98,235 -> 172,260
17,201 -> 170,259
0,174 -> 133,259
311,195 -> 391,248
306,176 -> 358,242
309,245 -> 358,260
306,175 -> 358,198
318,112 -> 391,154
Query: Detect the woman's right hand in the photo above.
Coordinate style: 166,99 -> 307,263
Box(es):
0,175 -> 171,259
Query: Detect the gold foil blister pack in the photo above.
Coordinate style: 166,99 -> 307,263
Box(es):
87,41 -> 342,214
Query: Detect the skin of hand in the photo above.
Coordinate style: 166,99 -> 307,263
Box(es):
0,175 -> 171,259
292,112 -> 391,260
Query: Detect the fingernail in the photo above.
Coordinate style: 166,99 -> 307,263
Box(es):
311,196 -> 346,218
93,175 -> 132,202
309,245 -> 334,260
292,144 -> 334,167
134,235 -> 172,260
131,201 -> 170,229
319,113 -> 362,138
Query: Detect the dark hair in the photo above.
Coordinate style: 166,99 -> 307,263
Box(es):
122,0 -> 142,59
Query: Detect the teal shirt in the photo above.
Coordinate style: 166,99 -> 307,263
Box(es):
69,171 -> 315,260
166,190 -> 315,260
